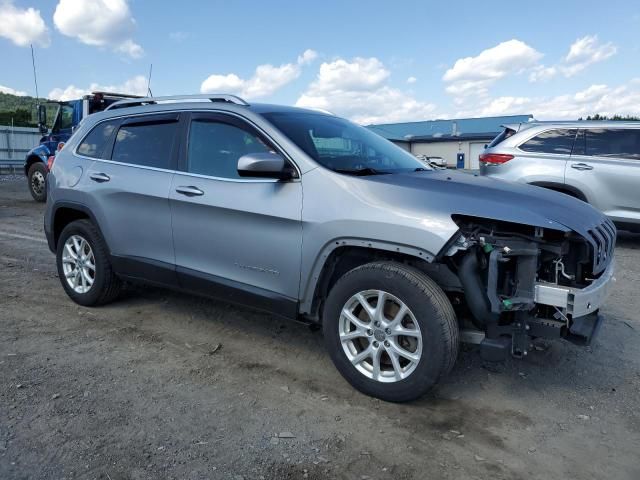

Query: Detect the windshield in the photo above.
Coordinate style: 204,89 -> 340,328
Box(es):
263,112 -> 429,175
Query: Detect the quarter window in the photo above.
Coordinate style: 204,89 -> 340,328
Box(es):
520,129 -> 576,154
187,120 -> 272,179
585,129 -> 640,160
111,119 -> 178,169
77,120 -> 119,158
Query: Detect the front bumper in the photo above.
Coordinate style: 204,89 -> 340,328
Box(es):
534,260 -> 615,318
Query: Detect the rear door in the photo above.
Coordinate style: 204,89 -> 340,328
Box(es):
566,127 -> 640,224
81,113 -> 180,282
169,112 -> 303,316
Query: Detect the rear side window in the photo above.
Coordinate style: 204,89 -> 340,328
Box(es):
111,118 -> 178,169
585,129 -> 640,160
519,129 -> 576,154
77,120 -> 119,158
187,120 -> 272,179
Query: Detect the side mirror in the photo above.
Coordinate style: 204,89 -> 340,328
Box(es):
37,104 -> 47,134
237,152 -> 293,180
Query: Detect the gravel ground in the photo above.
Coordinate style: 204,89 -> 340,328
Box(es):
1,177 -> 639,480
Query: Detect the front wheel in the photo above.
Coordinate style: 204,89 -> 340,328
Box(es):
27,162 -> 47,202
322,261 -> 459,402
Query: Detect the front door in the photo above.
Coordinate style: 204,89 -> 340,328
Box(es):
169,112 -> 303,317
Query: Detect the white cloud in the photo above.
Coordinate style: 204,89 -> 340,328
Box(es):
455,80 -> 640,120
53,0 -> 143,58
528,65 -> 557,82
529,36 -> 617,82
200,49 -> 318,99
561,35 -> 617,77
443,40 -> 542,97
0,0 -> 49,47
0,84 -> 28,96
407,76 -> 417,84
296,57 -> 436,124
48,75 -> 148,101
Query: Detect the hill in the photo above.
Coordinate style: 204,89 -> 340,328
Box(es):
0,92 -> 55,128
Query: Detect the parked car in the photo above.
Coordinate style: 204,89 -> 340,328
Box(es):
24,91 -> 140,202
416,154 -> 447,169
480,121 -> 640,232
45,95 -> 616,402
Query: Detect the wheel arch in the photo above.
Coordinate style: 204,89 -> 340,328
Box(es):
51,202 -> 106,253
300,238 -> 440,321
24,153 -> 46,176
528,181 -> 588,202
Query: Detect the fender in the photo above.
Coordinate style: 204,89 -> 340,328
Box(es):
298,237 -> 436,315
46,200 -> 107,254
23,144 -> 51,176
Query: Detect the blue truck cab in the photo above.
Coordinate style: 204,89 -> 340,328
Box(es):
24,92 -> 140,201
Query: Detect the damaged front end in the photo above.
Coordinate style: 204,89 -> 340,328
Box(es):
446,215 -> 616,361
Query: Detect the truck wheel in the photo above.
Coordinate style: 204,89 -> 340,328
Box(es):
27,162 -> 47,202
56,219 -> 122,306
322,261 -> 459,402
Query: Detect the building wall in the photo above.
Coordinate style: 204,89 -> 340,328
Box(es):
405,139 -> 492,169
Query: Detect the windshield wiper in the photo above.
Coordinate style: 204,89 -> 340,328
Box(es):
334,167 -> 391,176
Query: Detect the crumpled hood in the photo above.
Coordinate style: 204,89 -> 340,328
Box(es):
366,169 -> 609,236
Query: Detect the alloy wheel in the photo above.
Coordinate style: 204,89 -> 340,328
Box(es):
339,289 -> 422,383
61,235 -> 96,294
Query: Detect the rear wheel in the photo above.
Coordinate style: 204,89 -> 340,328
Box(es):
56,219 -> 121,306
28,162 -> 47,202
322,261 -> 459,402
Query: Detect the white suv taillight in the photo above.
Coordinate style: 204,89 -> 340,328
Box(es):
479,153 -> 514,165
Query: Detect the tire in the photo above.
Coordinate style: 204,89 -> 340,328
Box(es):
322,261 -> 459,402
56,219 -> 121,306
27,162 -> 47,202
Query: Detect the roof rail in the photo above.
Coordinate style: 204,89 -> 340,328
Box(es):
105,94 -> 249,111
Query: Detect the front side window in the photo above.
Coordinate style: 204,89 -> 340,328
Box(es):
187,120 -> 272,179
519,129 -> 576,154
262,112 -> 427,175
585,129 -> 640,160
53,104 -> 74,133
111,119 -> 178,169
77,120 -> 119,158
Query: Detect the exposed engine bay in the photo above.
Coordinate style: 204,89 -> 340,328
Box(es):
443,215 -> 616,360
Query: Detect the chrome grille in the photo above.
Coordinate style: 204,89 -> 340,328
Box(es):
587,218 -> 616,274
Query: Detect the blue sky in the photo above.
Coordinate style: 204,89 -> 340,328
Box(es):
1,0 -> 640,123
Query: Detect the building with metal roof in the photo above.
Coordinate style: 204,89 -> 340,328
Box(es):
367,114 -> 533,169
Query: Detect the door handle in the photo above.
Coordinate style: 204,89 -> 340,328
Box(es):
90,172 -> 110,182
175,186 -> 204,197
571,163 -> 593,171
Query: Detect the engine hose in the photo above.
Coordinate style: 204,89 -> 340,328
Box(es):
458,250 -> 500,328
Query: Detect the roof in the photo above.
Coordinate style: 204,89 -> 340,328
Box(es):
366,114 -> 534,142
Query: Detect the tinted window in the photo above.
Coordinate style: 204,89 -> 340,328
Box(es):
187,120 -> 272,179
520,129 -> 576,154
111,120 -> 178,169
585,129 -> 640,160
77,120 -> 119,158
263,112 -> 426,174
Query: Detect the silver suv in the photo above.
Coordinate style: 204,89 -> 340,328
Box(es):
45,95 -> 616,402
480,121 -> 640,231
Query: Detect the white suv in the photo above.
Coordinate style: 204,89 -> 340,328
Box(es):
480,121 -> 640,232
